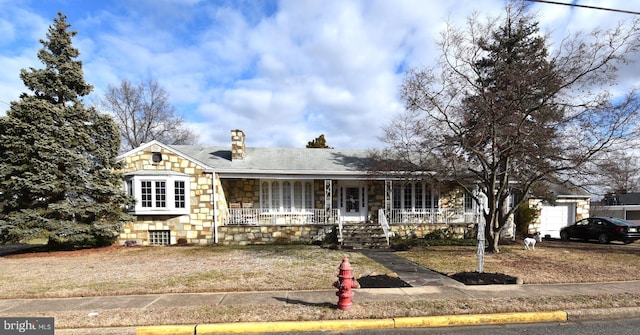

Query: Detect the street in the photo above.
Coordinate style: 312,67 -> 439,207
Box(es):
270,317 -> 640,335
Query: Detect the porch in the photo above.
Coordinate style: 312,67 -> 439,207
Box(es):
225,208 -> 340,225
224,208 -> 480,226
221,208 -> 480,247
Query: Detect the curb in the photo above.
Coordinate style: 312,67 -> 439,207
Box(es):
567,306 -> 640,321
135,310 -> 568,335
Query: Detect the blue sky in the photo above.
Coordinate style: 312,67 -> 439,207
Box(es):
1,0 -> 639,149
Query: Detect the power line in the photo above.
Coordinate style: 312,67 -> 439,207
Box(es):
527,0 -> 640,15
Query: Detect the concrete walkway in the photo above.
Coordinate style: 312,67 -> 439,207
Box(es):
358,249 -> 464,287
4,281 -> 640,315
2,248 -> 640,334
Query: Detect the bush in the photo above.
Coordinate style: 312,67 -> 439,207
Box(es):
391,228 -> 476,250
515,202 -> 539,238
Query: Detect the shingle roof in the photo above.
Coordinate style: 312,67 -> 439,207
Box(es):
619,193 -> 640,205
171,145 -> 374,177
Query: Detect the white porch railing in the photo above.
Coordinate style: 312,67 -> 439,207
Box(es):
226,208 -> 341,225
388,208 -> 480,224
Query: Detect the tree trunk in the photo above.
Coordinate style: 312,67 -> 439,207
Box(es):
486,226 -> 501,253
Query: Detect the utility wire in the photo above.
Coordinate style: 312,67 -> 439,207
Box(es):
527,0 -> 640,15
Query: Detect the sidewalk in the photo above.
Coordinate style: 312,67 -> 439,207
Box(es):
0,281 -> 640,335
2,249 -> 640,334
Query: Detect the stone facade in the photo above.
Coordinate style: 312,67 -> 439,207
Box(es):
118,144 -> 214,245
218,224 -> 336,245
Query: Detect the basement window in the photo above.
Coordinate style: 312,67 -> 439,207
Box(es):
149,230 -> 171,245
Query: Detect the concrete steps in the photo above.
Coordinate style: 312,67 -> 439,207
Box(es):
341,222 -> 388,249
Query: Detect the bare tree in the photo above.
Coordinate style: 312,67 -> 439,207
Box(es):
592,151 -> 640,194
378,1 -> 640,253
98,78 -> 198,151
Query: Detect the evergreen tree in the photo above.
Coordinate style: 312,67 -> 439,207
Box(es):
0,13 -> 131,246
306,134 -> 333,148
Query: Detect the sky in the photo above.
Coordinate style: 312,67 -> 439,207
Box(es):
1,0 -> 639,149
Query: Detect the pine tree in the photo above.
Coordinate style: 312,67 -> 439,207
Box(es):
306,134 -> 333,148
0,13 -> 131,246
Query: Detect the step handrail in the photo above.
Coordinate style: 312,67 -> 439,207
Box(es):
378,208 -> 390,246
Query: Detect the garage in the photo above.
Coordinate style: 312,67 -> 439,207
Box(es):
539,203 -> 575,239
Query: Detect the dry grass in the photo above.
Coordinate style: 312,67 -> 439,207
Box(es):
3,240 -> 640,331
399,240 -> 640,284
0,245 -> 388,299
32,292 -> 640,330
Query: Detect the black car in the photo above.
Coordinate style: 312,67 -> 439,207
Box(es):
560,217 -> 640,244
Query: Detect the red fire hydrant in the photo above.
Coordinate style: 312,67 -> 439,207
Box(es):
333,257 -> 359,310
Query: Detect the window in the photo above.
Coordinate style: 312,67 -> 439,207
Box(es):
151,152 -> 162,163
125,175 -> 190,214
304,182 -> 313,208
126,180 -> 133,197
271,181 -> 280,209
141,181 -> 152,207
392,182 -> 439,210
403,184 -> 412,210
155,181 -> 166,207
149,230 -> 170,245
415,182 -> 423,209
283,181 -> 292,208
261,180 -> 314,211
393,185 -> 402,209
464,191 -> 474,212
294,182 -> 302,208
174,181 -> 185,208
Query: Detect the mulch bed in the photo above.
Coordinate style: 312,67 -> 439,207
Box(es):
450,271 -> 519,285
357,272 -> 518,288
357,275 -> 412,288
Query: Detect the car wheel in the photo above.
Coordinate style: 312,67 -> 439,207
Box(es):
598,233 -> 610,244
560,231 -> 570,241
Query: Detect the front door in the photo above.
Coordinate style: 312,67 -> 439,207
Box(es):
338,182 -> 367,222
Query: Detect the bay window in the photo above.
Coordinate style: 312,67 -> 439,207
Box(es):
124,174 -> 190,214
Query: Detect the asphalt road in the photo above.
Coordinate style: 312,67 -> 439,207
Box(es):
272,317 -> 640,335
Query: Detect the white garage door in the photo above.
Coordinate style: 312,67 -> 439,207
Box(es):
539,203 -> 575,239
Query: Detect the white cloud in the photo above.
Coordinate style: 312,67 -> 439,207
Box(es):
1,0 -> 639,150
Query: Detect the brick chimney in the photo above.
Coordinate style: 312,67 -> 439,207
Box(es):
231,129 -> 246,160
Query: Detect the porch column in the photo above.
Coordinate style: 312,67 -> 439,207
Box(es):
384,180 -> 392,214
324,179 -> 332,222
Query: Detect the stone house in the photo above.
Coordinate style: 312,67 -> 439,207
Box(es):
117,129 -> 482,247
116,129 -> 586,246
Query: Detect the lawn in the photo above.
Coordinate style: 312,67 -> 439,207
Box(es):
0,244 -> 389,299
399,239 -> 640,284
2,241 -> 640,331
3,241 -> 640,299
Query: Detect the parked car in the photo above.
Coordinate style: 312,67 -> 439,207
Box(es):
560,217 -> 640,244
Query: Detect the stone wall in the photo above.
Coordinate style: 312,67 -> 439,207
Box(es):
218,224 -> 337,245
390,223 -> 476,240
119,144 -> 214,245
221,179 -> 260,206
